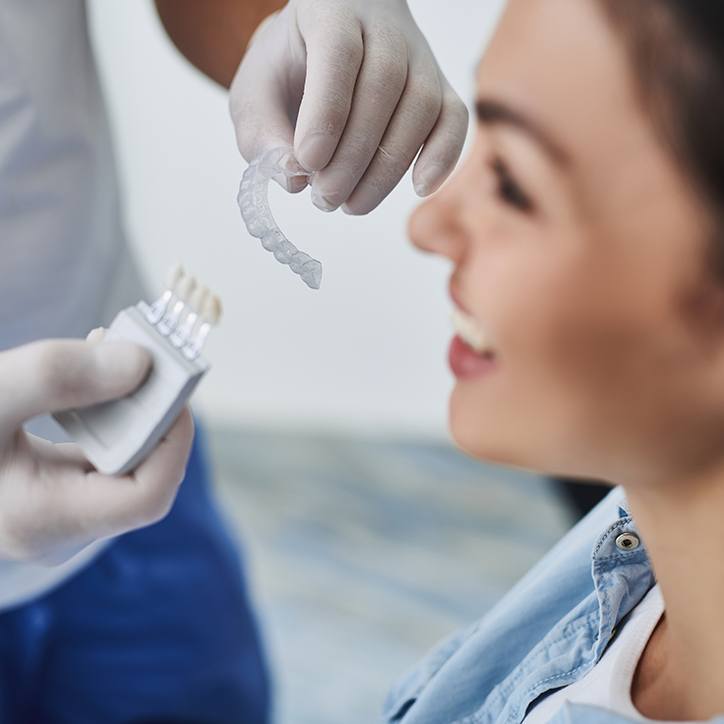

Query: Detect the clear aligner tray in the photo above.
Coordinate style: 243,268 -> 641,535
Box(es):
237,147 -> 323,290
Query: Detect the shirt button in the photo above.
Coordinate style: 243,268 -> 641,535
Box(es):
615,532 -> 640,551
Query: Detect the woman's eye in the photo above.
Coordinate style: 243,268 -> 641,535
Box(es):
489,157 -> 534,213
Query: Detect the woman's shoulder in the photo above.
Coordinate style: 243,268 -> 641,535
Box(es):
384,485 -> 629,723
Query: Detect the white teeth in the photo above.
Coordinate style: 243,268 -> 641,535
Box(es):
451,307 -> 493,354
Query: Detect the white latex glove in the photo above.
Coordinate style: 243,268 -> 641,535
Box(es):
230,0 -> 468,214
0,333 -> 194,564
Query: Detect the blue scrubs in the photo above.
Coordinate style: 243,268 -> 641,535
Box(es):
0,426 -> 271,724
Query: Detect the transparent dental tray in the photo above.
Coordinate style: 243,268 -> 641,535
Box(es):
237,147 -> 323,290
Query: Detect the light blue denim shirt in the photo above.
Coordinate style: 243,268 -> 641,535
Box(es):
384,485 -> 724,724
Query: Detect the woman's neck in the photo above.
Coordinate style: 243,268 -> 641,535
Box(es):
624,473 -> 724,720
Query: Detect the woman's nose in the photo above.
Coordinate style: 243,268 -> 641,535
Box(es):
408,178 -> 467,263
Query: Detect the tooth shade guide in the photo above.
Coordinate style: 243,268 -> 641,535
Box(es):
189,285 -> 209,314
145,263 -> 186,325
157,274 -> 197,336
135,271 -> 220,360
175,273 -> 197,301
183,323 -> 211,361
145,267 -> 219,340
55,303 -> 210,476
145,290 -> 173,325
182,293 -> 222,360
170,285 -> 210,348
203,294 -> 222,325
55,263 -> 218,475
169,308 -> 197,348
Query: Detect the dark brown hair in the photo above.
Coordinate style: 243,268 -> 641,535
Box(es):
599,1 -> 724,272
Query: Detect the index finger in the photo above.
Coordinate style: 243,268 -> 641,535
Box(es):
293,12 -> 364,171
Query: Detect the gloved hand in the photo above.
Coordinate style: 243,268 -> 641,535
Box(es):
230,0 -> 468,214
0,332 -> 194,564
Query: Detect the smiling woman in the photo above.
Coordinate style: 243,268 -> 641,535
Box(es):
391,0 -> 724,722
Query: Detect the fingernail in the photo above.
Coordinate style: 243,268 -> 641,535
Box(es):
311,185 -> 339,213
310,168 -> 354,211
287,176 -> 309,194
414,163 -> 446,197
297,133 -> 333,172
413,181 -> 428,197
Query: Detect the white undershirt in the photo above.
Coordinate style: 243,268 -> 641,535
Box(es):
524,584 -> 700,724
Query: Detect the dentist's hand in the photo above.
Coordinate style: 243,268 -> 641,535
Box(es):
230,0 -> 468,214
0,334 -> 194,564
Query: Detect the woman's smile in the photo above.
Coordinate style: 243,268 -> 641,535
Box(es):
448,334 -> 498,380
408,0 -> 722,484
449,304 -> 498,380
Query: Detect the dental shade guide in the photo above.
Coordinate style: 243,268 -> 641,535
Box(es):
54,265 -> 221,475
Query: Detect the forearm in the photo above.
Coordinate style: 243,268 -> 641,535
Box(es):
155,0 -> 286,88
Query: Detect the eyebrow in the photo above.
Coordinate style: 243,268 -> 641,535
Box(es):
475,98 -> 570,167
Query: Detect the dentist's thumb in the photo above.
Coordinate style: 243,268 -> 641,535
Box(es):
0,338 -> 151,432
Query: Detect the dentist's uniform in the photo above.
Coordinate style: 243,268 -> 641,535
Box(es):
0,2 -> 269,722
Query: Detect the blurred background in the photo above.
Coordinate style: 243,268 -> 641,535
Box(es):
88,2 -> 605,722
89,0 -> 502,436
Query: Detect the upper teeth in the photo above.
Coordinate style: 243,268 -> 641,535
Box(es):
451,307 -> 493,354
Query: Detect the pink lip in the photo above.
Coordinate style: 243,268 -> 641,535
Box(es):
448,335 -> 498,380
447,277 -> 499,379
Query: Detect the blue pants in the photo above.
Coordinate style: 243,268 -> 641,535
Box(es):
0,427 -> 271,723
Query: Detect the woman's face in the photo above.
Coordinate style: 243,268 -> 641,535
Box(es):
410,0 -> 724,486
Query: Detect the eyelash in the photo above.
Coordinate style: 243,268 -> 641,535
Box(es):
489,157 -> 534,213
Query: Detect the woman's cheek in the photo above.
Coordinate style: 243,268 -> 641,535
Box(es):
488,260 -> 620,427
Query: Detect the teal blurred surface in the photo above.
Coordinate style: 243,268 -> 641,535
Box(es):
208,426 -> 571,724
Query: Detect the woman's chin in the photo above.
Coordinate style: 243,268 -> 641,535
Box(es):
448,392 -> 556,474
448,410 -> 607,483
449,427 -> 566,478
448,390 -> 525,467
449,417 -> 524,468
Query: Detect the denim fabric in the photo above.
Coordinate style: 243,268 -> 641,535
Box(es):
0,425 -> 270,724
385,485 -> 724,724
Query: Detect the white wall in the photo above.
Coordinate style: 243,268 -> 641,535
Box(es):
89,0 -> 505,436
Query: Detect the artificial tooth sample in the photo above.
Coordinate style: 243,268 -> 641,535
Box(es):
157,273 -> 196,336
170,284 -> 209,348
145,263 -> 184,325
143,266 -> 221,360
237,146 -> 323,290
183,293 -> 222,360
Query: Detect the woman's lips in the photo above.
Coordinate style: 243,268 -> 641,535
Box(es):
448,335 -> 498,379
448,277 -> 498,378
